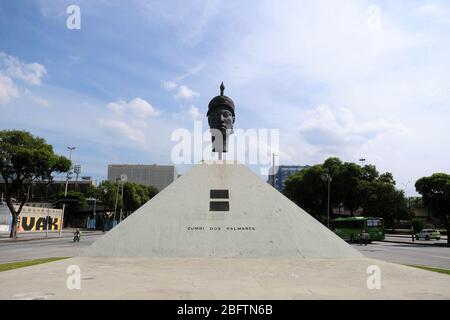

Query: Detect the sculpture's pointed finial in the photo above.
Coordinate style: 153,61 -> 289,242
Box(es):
220,82 -> 225,96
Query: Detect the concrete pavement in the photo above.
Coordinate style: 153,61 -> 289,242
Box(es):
0,256 -> 449,300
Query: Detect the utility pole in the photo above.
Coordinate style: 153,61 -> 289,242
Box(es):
321,172 -> 332,229
119,174 -> 127,222
60,146 -> 76,237
119,182 -> 124,222
113,177 -> 120,226
93,197 -> 97,229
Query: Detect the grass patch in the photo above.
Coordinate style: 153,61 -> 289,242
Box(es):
0,257 -> 69,272
405,264 -> 450,275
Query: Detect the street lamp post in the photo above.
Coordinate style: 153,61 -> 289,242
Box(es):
119,174 -> 127,222
113,178 -> 120,226
113,174 -> 128,225
93,197 -> 97,229
86,197 -> 98,229
403,180 -> 414,242
321,172 -> 332,229
60,146 -> 76,237
359,158 -> 366,167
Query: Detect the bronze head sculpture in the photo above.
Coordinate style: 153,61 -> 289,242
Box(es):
207,82 -> 235,153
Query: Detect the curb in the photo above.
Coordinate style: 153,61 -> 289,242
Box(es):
381,240 -> 449,247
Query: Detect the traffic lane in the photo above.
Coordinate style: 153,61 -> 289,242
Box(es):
0,234 -> 103,263
355,241 -> 450,269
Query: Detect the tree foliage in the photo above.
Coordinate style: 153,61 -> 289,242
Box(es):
53,191 -> 87,212
284,157 -> 409,225
0,130 -> 71,238
415,173 -> 450,244
94,180 -> 158,221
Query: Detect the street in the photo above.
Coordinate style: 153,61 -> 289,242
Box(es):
0,232 -> 103,263
354,242 -> 450,269
0,232 -> 448,269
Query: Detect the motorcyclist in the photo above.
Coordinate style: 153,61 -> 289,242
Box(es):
360,230 -> 369,246
73,228 -> 81,242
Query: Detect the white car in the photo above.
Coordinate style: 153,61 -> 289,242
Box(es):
415,229 -> 441,241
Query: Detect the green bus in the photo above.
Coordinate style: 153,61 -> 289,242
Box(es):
332,217 -> 385,243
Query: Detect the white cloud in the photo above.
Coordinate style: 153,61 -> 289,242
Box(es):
138,0 -> 222,44
23,89 -> 51,108
30,95 -> 51,108
188,105 -> 203,120
107,97 -> 160,118
175,85 -> 199,100
163,81 -> 200,101
415,3 -> 446,16
299,105 -> 410,148
175,63 -> 206,81
98,118 -> 146,147
0,52 -> 47,85
173,105 -> 204,121
0,75 -> 19,105
162,81 -> 178,91
101,97 -> 162,149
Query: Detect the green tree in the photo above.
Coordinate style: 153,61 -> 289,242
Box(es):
94,180 -> 158,224
97,180 -> 120,212
361,164 -> 379,182
378,172 -> 395,185
415,173 -> 450,244
0,130 -> 71,238
360,180 -> 409,226
53,191 -> 87,226
284,165 -> 327,221
123,182 -> 141,214
122,182 -> 158,217
334,162 -> 364,215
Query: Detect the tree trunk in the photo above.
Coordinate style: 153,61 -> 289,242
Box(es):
9,212 -> 18,238
6,195 -> 27,239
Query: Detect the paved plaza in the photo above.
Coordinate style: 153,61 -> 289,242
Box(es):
0,256 -> 449,300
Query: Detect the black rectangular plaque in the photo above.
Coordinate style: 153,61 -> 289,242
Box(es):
209,201 -> 229,211
210,189 -> 229,199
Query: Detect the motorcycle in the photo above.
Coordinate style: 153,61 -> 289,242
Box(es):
73,231 -> 80,242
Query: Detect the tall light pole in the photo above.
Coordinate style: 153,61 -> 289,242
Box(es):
359,158 -> 366,167
403,180 -> 414,241
119,174 -> 127,222
59,146 -> 76,237
321,172 -> 332,229
113,174 -> 128,225
113,177 -> 120,226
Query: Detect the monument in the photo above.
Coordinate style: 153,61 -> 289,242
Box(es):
84,84 -> 362,258
2,84 -> 449,300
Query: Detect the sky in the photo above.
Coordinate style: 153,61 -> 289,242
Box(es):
0,0 -> 449,196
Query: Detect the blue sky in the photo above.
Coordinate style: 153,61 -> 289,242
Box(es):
1,0 -> 449,195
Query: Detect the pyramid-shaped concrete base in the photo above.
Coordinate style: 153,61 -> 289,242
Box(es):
85,162 -> 362,258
